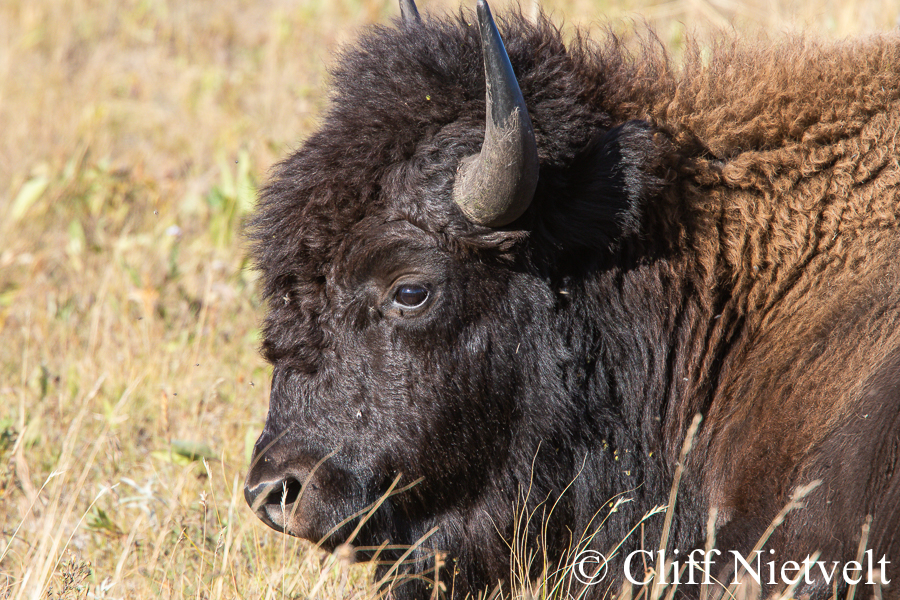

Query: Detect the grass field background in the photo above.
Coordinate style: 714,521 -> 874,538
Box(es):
1,0 -> 897,598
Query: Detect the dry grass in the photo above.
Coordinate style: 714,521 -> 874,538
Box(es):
0,0 -> 896,598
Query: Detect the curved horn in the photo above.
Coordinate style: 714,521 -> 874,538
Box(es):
452,0 -> 538,227
399,0 -> 421,24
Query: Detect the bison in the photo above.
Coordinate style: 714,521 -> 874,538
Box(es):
243,0 -> 900,598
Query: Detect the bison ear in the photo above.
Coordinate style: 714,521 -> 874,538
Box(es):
536,120 -> 669,253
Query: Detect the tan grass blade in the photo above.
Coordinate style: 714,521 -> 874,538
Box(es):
651,413 -> 703,600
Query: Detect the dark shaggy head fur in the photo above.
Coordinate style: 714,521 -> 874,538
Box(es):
245,5 -> 900,599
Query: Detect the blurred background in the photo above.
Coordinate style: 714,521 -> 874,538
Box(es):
1,0 -> 897,598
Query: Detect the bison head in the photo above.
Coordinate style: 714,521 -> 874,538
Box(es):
244,0 -> 674,596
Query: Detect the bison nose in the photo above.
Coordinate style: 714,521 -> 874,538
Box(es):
244,451 -> 322,537
245,437 -> 358,546
243,473 -> 307,533
244,436 -> 341,542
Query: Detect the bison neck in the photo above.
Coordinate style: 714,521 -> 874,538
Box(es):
492,130 -> 900,582
656,104 -> 900,561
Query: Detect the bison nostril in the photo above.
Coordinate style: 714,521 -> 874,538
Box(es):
263,477 -> 303,506
244,458 -> 334,540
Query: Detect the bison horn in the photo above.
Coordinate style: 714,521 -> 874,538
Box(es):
399,0 -> 421,24
453,0 -> 539,227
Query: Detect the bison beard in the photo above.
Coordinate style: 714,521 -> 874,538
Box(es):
243,1 -> 900,598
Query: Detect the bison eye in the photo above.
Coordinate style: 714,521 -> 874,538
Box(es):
393,284 -> 429,308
